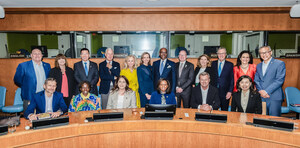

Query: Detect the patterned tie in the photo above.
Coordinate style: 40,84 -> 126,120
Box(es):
160,61 -> 164,75
218,62 -> 222,77
84,62 -> 88,76
179,62 -> 184,77
161,94 -> 166,105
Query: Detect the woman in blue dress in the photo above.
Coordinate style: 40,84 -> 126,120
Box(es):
149,78 -> 176,105
137,52 -> 155,107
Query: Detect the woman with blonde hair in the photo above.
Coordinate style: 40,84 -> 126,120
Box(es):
193,54 -> 215,86
120,55 -> 140,108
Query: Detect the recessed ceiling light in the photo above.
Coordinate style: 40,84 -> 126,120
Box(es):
147,0 -> 158,2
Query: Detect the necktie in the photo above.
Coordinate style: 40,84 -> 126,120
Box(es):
161,94 -> 166,105
218,62 -> 222,77
160,61 -> 164,75
84,62 -> 88,76
179,63 -> 184,77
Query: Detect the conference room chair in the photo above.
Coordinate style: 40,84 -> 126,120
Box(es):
0,86 -> 6,111
2,88 -> 23,115
285,87 -> 300,119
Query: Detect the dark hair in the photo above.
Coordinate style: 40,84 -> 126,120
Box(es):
111,76 -> 132,92
236,75 -> 255,93
156,78 -> 171,94
140,52 -> 151,66
236,50 -> 253,68
79,81 -> 91,92
54,53 -> 68,68
80,48 -> 90,54
44,78 -> 57,85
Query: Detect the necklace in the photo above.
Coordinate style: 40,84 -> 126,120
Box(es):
240,64 -> 249,69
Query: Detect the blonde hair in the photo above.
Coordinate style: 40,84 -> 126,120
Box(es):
140,52 -> 151,66
124,55 -> 138,69
197,54 -> 211,68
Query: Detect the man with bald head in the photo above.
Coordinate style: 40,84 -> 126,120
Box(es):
14,48 -> 51,112
153,48 -> 176,93
99,48 -> 120,109
254,46 -> 286,116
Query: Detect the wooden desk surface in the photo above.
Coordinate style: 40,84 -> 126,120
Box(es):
1,109 -> 300,148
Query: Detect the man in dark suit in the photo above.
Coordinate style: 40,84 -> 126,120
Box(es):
190,72 -> 220,110
99,48 -> 120,109
74,48 -> 99,95
24,78 -> 68,120
14,48 -> 51,112
175,50 -> 194,108
254,46 -> 286,116
153,48 -> 176,92
211,47 -> 234,111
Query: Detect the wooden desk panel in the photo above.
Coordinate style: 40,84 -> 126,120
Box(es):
1,109 -> 300,148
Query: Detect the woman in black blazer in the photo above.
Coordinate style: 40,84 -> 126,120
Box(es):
49,54 -> 75,108
193,54 -> 216,86
231,75 -> 262,114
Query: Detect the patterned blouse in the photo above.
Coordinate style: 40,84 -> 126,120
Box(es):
69,93 -> 101,112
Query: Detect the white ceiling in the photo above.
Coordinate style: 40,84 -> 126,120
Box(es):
0,0 -> 298,8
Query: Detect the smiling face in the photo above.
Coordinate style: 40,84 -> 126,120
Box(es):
57,58 -> 66,66
80,83 -> 90,96
31,49 -> 43,63
199,74 -> 210,89
80,50 -> 90,62
159,48 -> 168,60
142,53 -> 150,65
159,80 -> 168,93
117,77 -> 127,90
178,50 -> 187,62
127,57 -> 135,69
259,47 -> 272,62
44,80 -> 57,95
217,48 -> 227,62
240,53 -> 250,65
239,78 -> 251,92
105,49 -> 114,62
200,56 -> 208,68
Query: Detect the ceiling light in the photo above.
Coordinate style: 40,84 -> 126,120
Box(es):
290,2 -> 300,18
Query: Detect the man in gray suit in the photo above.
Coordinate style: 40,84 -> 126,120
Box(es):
175,50 -> 194,108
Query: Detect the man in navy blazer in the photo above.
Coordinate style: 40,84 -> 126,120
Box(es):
211,47 -> 234,111
254,46 -> 286,116
14,48 -> 51,112
74,48 -> 99,95
153,48 -> 176,92
99,48 -> 120,109
24,78 -> 68,120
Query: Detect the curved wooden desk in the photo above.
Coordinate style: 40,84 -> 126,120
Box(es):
1,109 -> 300,148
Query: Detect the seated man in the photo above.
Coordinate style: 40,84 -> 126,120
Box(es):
24,78 -> 68,120
190,72 -> 220,111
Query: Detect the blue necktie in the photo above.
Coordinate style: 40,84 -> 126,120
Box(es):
218,62 -> 222,77
160,61 -> 164,75
84,62 -> 88,76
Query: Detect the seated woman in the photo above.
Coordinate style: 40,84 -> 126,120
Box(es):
149,78 -> 176,105
69,81 -> 101,112
231,75 -> 262,114
107,76 -> 137,109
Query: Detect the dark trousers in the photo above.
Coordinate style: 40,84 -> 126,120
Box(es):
140,91 -> 149,108
176,94 -> 190,108
264,98 -> 282,117
23,100 -> 30,113
63,96 -> 72,109
220,96 -> 229,111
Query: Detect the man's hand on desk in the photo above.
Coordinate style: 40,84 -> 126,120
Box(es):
28,114 -> 38,121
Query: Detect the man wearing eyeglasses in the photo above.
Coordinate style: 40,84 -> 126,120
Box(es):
211,47 -> 234,111
14,48 -> 51,112
254,46 -> 286,117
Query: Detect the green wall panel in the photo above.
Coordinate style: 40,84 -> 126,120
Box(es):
171,34 -> 185,50
220,34 -> 232,54
268,33 -> 296,49
41,35 -> 58,49
91,34 -> 103,54
7,33 -> 38,53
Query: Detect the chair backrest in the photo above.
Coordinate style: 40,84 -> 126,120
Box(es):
285,87 -> 300,107
13,88 -> 23,105
0,86 -> 6,108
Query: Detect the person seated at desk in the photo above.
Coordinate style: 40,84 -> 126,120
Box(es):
107,76 -> 137,109
190,72 -> 220,111
149,78 -> 176,105
24,78 -> 68,120
69,81 -> 101,112
231,75 -> 262,114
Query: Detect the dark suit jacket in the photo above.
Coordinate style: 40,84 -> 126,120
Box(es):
99,60 -> 120,94
175,61 -> 194,96
211,60 -> 234,98
14,60 -> 51,101
137,65 -> 154,96
153,59 -> 176,92
231,91 -> 262,114
190,85 -> 220,110
74,60 -> 99,95
49,66 -> 75,98
193,66 -> 216,86
24,91 -> 68,119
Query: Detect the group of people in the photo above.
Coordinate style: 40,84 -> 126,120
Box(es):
14,45 -> 286,120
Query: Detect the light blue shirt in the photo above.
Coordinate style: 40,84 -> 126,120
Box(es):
159,59 -> 167,74
32,61 -> 46,93
82,60 -> 90,71
45,92 -> 53,113
218,60 -> 225,72
262,57 -> 272,76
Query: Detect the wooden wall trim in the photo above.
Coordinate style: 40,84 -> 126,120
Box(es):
5,7 -> 291,14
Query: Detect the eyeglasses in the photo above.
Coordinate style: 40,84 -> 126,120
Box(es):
259,51 -> 271,55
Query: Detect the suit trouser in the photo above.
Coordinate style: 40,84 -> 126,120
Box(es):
220,96 -> 229,111
176,93 -> 191,108
23,100 -> 30,114
101,86 -> 113,109
263,98 -> 282,117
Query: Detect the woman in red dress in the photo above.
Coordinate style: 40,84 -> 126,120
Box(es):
233,51 -> 256,92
